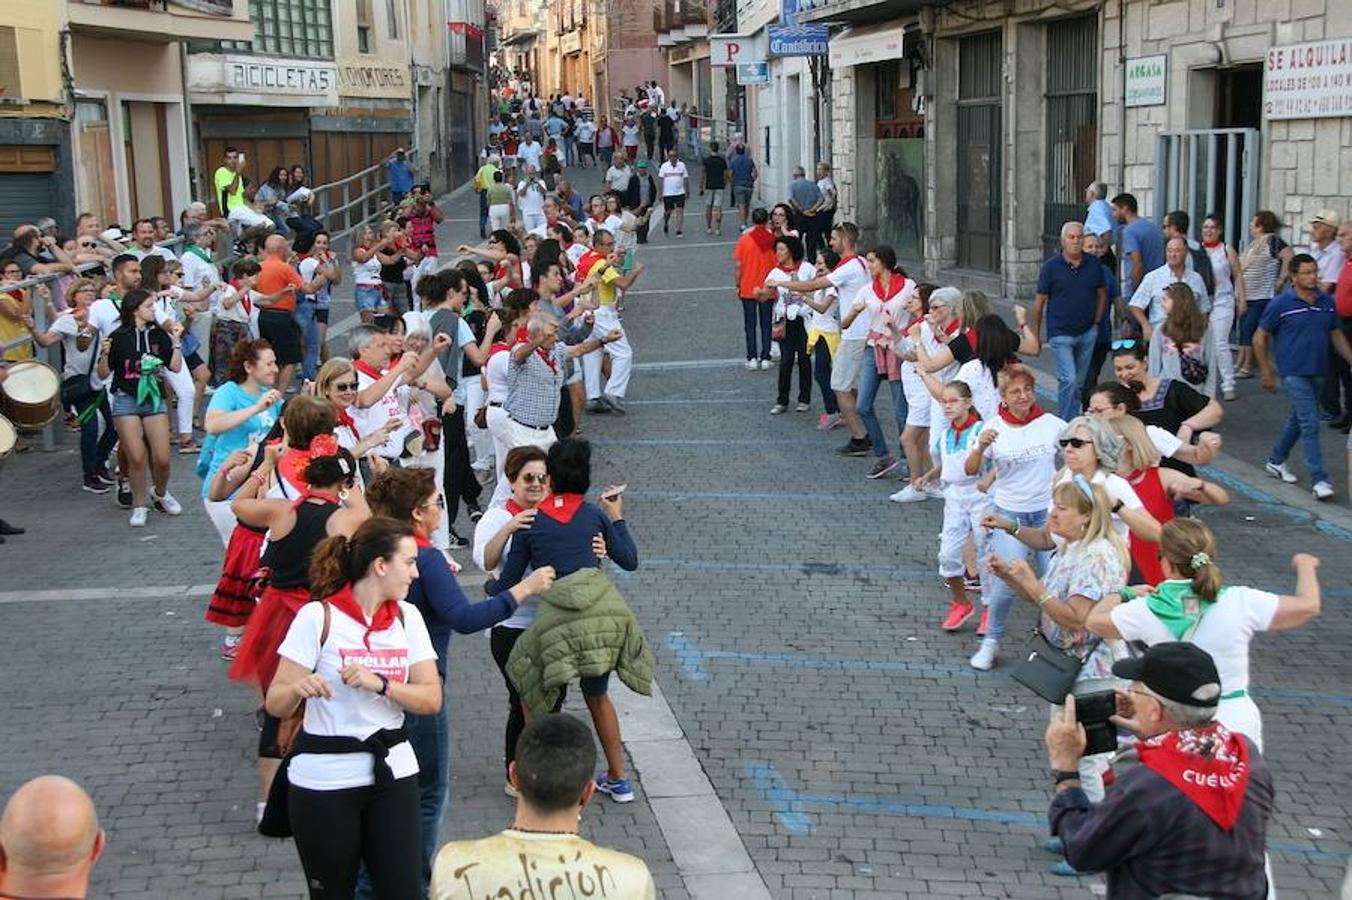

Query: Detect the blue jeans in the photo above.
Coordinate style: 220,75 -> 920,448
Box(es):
293,302 -> 320,382
856,349 -> 907,459
1270,374 -> 1328,484
985,506 -> 1052,642
1050,327 -> 1097,421
478,190 -> 489,238
812,340 -> 839,414
742,299 -> 772,361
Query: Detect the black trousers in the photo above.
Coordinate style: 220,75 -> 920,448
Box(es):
490,626 -> 567,777
777,318 -> 812,406
289,776 -> 421,899
1320,316 -> 1352,415
556,384 -> 576,437
441,407 -> 481,525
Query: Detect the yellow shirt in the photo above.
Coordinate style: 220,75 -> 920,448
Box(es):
594,263 -> 622,307
0,293 -> 34,362
431,830 -> 657,900
213,165 -> 245,212
474,163 -> 500,193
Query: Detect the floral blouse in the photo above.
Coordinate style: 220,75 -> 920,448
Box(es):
1040,537 -> 1126,682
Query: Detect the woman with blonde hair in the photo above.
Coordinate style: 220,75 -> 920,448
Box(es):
314,356 -> 403,482
1086,518 -> 1322,751
1147,282 -> 1218,396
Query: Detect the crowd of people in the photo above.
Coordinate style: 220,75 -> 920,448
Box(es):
0,66 -> 1349,899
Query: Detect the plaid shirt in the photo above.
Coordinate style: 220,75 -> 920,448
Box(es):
505,341 -> 566,428
1050,737 -> 1273,900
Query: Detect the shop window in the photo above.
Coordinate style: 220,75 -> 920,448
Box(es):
217,0 -> 335,58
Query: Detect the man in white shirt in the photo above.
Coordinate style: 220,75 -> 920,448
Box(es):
1129,237 -> 1211,340
648,80 -> 665,108
128,218 -> 176,262
605,158 -> 633,194
657,148 -> 688,238
518,135 -> 543,175
1308,209 -> 1345,294
573,117 -> 596,168
516,166 -> 548,234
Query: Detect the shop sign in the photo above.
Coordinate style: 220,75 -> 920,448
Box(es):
768,24 -> 828,57
337,62 -> 409,99
736,62 -> 770,85
189,54 -> 339,106
1264,38 -> 1352,120
1125,54 -> 1166,107
561,30 -> 583,55
712,33 -> 764,67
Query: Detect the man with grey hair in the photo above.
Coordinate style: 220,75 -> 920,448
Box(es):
0,774 -> 105,899
786,166 -> 823,245
1033,221 -> 1107,419
1083,181 -> 1115,254
1129,236 -> 1210,341
348,322 -> 448,462
1045,642 -> 1273,899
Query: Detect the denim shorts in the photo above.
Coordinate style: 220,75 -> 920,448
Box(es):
354,285 -> 385,313
110,392 -> 166,418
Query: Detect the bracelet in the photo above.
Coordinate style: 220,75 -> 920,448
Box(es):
376,673 -> 390,696
1052,770 -> 1081,784
250,471 -> 268,487
1037,591 -> 1056,608
1008,520 -> 1020,536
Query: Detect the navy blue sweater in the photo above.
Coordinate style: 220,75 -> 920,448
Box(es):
493,502 -> 638,592
407,544 -> 516,678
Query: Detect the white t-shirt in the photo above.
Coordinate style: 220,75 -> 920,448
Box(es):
131,245 -> 177,262
575,120 -> 596,142
1110,584 -> 1278,743
50,312 -> 97,381
518,141 -> 543,172
353,253 -> 382,287
213,286 -> 256,325
517,180 -> 547,215
87,295 -> 171,339
1051,468 -> 1144,546
179,250 -> 219,303
826,256 -> 872,341
484,348 -> 511,403
621,125 -> 640,147
659,161 -> 689,197
981,413 -> 1067,512
809,287 -> 839,333
605,166 -> 631,192
352,364 -> 413,458
765,261 -> 816,321
860,279 -> 914,347
278,600 -> 436,791
954,359 -> 1002,423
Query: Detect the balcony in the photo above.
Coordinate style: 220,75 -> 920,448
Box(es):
656,0 -> 709,47
67,0 -> 253,43
795,0 -> 924,26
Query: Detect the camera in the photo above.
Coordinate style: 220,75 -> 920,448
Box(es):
1075,690 -> 1119,756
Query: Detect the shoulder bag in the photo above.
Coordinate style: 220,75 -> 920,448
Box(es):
1011,627 -> 1102,703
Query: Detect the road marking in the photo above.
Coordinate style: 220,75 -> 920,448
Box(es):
625,286 -> 733,296
742,761 -> 1348,861
0,584 -> 214,605
613,682 -> 772,898
634,240 -> 737,252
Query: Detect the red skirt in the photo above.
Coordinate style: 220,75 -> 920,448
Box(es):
205,523 -> 267,628
228,584 -> 311,693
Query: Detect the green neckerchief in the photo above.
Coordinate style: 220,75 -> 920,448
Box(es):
136,354 -> 166,406
1144,579 -> 1212,639
185,244 -> 214,265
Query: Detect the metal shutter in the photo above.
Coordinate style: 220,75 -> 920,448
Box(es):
0,173 -> 55,238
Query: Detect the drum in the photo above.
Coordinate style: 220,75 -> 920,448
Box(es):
0,414 -> 14,459
0,360 -> 61,430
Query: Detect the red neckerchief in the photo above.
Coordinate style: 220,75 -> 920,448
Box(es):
577,248 -> 605,281
353,359 -> 384,380
505,499 -> 526,515
487,340 -> 514,361
324,584 -> 401,650
1136,722 -> 1252,830
748,227 -> 776,253
998,403 -> 1045,425
414,533 -> 434,549
537,492 -> 584,523
776,263 -> 796,274
335,404 -> 361,439
950,412 -> 981,435
872,274 -> 906,302
832,254 -> 863,273
942,318 -> 961,336
1202,240 -> 1222,249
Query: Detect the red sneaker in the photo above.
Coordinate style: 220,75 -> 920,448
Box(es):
941,602 -> 975,631
976,606 -> 990,636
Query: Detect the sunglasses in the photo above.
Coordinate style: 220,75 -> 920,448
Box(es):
1059,437 -> 1092,449
333,381 -> 358,392
519,472 -> 547,485
1110,339 -> 1138,350
79,242 -> 97,249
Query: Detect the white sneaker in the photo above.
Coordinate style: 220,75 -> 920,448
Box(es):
129,506 -> 148,527
769,345 -> 781,361
922,484 -> 945,500
969,638 -> 999,671
1313,480 -> 1335,500
759,359 -> 772,371
154,490 -> 183,516
888,484 -> 925,503
745,358 -> 759,371
769,404 -> 787,415
1264,461 -> 1298,484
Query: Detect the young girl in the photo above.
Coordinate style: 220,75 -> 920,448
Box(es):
802,249 -> 841,430
211,259 -> 263,386
923,381 -> 993,632
145,255 -> 215,451
891,283 -> 937,503
1148,282 -> 1218,397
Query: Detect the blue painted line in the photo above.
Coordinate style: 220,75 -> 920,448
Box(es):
666,633 -> 1352,705
744,761 -> 1348,860
1315,519 -> 1352,542
619,558 -> 937,580
1198,465 -> 1284,505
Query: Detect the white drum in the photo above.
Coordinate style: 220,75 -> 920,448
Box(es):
0,360 -> 61,430
0,414 -> 15,458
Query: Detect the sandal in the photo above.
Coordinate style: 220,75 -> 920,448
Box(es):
178,440 -> 201,455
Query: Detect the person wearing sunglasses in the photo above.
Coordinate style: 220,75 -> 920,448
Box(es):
1108,339 -> 1223,478
314,357 -> 404,485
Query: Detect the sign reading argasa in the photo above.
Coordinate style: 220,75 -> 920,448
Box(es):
1125,54 -> 1167,108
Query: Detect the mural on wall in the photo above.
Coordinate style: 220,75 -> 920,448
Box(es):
876,138 -> 925,262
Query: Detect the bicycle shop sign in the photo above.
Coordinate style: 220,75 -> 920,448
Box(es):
1264,38 -> 1352,120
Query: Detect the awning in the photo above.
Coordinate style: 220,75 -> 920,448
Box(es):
828,22 -> 914,69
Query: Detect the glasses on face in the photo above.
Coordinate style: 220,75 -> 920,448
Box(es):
333,381 -> 358,392
1110,339 -> 1137,350
424,495 -> 446,510
1059,437 -> 1092,449
2,269 -> 21,278
519,472 -> 547,485
79,242 -> 96,249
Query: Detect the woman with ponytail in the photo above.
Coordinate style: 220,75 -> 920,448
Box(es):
228,433 -> 368,821
1086,518 -> 1322,751
266,517 -> 441,899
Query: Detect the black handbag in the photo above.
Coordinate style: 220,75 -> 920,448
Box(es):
1010,628 -> 1101,703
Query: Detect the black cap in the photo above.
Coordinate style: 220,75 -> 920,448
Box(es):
1111,642 -> 1221,707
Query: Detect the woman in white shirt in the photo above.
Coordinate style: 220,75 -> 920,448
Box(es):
1086,517 -> 1322,751
1200,215 -> 1246,400
760,235 -> 817,415
964,367 -> 1066,670
802,250 -> 841,430
890,284 -> 939,503
265,516 -> 442,899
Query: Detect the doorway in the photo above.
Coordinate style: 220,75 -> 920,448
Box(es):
956,31 -> 1002,272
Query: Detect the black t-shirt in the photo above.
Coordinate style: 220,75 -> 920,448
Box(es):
380,251 -> 406,283
703,155 -> 729,190
107,325 -> 174,396
657,115 -> 675,141
1134,378 -> 1210,475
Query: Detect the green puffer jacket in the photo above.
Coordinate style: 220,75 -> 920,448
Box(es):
506,568 -> 653,716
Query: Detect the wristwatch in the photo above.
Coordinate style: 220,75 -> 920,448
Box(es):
376,673 -> 390,696
1111,499 -> 1124,513
1052,770 -> 1081,784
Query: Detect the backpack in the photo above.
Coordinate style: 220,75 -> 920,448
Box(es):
1189,245 -> 1216,297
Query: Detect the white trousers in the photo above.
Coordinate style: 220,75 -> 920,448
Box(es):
1211,296 -> 1236,393
164,363 -> 196,435
522,211 -> 547,233
582,307 -> 633,400
488,204 -> 512,232
489,413 -> 556,507
465,378 -> 493,470
938,489 -> 995,582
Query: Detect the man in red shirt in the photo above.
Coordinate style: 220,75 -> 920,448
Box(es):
733,208 -> 778,369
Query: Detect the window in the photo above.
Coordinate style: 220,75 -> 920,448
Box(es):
386,0 -> 399,39
356,0 -> 372,52
216,0 -> 335,58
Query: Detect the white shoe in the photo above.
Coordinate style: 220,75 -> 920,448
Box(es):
922,484 -> 945,500
888,484 -> 925,503
745,358 -> 759,371
769,404 -> 787,415
1313,480 -> 1335,500
769,346 -> 781,361
153,490 -> 183,516
759,359 -> 772,371
1264,461 -> 1298,484
129,506 -> 148,527
969,638 -> 999,671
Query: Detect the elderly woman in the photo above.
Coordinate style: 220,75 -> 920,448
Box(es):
963,367 -> 1066,670
1085,381 -> 1220,472
1051,415 -> 1160,547
990,478 -> 1129,800
313,356 -> 403,485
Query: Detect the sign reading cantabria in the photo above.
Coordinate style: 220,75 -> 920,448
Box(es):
1264,38 -> 1352,120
